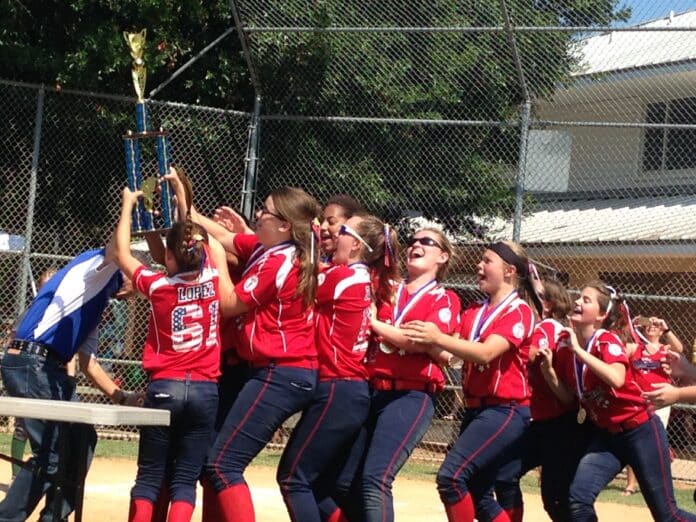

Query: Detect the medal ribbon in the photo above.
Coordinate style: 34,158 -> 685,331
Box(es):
392,279 -> 439,327
573,329 -> 603,398
468,290 -> 518,342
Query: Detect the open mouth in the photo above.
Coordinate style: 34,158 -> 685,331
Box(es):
572,305 -> 582,315
408,248 -> 425,259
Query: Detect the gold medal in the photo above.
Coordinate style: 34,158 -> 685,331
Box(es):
577,407 -> 587,425
379,342 -> 396,354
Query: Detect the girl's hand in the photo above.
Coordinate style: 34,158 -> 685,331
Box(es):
651,317 -> 669,333
661,350 -> 689,379
121,187 -> 143,208
561,326 -> 581,352
401,321 -> 441,345
642,382 -> 680,408
538,347 -> 553,370
214,206 -> 253,234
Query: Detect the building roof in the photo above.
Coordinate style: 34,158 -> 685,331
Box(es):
575,10 -> 696,76
485,195 -> 696,244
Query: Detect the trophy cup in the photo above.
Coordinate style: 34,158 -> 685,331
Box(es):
122,29 -> 175,234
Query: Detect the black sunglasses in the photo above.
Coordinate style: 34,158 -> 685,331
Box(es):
406,236 -> 443,249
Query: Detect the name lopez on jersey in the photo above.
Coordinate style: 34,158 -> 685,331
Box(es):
177,281 -> 215,303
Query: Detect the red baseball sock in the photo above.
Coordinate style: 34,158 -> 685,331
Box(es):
325,507 -> 349,522
128,498 -> 154,522
217,483 -> 255,522
444,492 -> 475,522
168,500 -> 195,522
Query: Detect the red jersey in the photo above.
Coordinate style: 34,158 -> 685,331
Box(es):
233,235 -> 316,366
574,329 -> 647,429
133,245 -> 221,382
527,319 -> 576,421
460,293 -> 535,402
367,280 -> 461,389
630,342 -> 670,393
315,263 -> 371,381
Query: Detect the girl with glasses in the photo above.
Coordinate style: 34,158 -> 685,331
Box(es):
335,227 -> 461,522
403,241 -> 538,522
562,282 -> 695,521
276,214 -> 398,522
192,187 -> 322,522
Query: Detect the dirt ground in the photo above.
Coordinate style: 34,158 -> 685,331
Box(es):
0,456 -> 659,521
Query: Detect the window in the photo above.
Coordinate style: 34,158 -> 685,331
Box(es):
642,97 -> 696,172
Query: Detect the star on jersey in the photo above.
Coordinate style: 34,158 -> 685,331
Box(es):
173,307 -> 187,331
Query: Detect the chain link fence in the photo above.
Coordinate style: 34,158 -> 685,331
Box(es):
2,0 -> 696,481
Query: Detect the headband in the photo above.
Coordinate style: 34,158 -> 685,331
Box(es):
488,242 -> 528,278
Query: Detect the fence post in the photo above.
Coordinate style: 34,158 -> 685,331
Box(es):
15,86 -> 45,316
512,100 -> 531,242
241,95 -> 262,220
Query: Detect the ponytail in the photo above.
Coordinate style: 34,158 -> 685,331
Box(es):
271,187 -> 322,306
354,216 -> 399,308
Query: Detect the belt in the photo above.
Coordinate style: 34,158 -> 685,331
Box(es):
606,410 -> 652,434
8,340 -> 66,366
370,378 -> 440,394
463,396 -> 530,409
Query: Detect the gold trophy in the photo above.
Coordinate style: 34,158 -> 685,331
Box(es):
122,29 -> 175,233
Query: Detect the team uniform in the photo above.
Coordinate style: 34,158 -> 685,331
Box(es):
631,342 -> 672,427
339,280 -> 461,522
204,234 -> 318,521
0,249 -> 122,521
493,320 -> 591,522
129,245 -> 222,520
567,330 -> 696,522
437,291 -> 534,522
277,262 -> 372,522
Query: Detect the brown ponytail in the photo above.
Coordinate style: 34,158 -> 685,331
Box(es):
353,215 -> 400,308
165,220 -> 209,273
271,187 -> 322,306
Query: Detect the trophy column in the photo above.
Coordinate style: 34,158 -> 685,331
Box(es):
122,29 -> 175,234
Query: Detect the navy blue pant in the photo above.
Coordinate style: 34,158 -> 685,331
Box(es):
132,377 -> 218,506
277,379 -> 370,522
205,364 -> 317,492
437,404 -> 530,514
569,414 -> 696,522
486,412 -> 592,522
333,388 -> 435,522
0,350 -> 96,522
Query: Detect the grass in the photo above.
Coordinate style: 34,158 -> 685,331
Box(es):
1,433 -> 693,509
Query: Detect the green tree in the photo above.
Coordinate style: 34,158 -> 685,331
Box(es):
0,0 -> 629,238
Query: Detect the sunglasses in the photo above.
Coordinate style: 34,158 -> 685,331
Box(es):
406,236 -> 443,250
258,204 -> 285,221
338,224 -> 374,252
